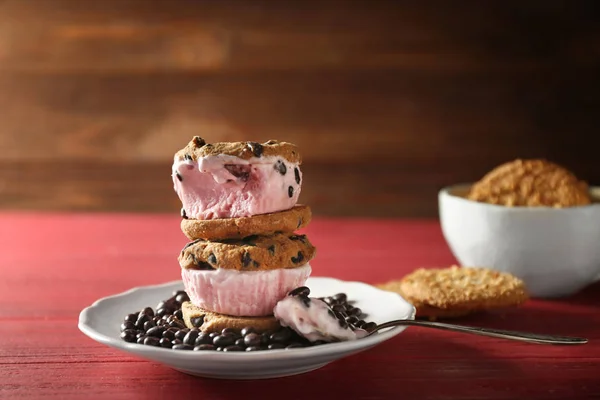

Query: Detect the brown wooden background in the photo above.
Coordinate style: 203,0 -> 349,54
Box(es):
0,0 -> 598,217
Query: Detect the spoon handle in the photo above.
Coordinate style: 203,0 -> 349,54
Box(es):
374,320 -> 588,345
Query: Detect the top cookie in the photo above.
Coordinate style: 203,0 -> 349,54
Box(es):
175,137 -> 302,164
178,232 -> 316,271
467,159 -> 591,208
377,266 -> 528,320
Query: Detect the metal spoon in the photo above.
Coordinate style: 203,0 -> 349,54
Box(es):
365,319 -> 587,345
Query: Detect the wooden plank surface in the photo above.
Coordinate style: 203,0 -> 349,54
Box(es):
1,213 -> 599,399
0,0 -> 599,216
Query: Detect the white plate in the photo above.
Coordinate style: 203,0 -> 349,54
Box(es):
78,277 -> 415,380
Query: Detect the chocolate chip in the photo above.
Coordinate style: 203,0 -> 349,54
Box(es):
174,329 -> 190,341
169,320 -> 186,330
354,320 -> 365,328
362,322 -> 378,332
260,332 -> 272,345
332,304 -> 345,314
190,316 -> 204,328
194,344 -> 215,351
348,307 -> 362,317
327,308 -> 336,319
162,329 -> 176,341
125,313 -> 138,323
242,251 -> 253,268
175,292 -> 189,303
241,327 -> 255,336
120,329 -> 137,343
345,316 -> 359,325
141,307 -> 155,318
267,245 -> 276,255
172,344 -> 193,351
146,326 -> 164,338
247,142 -> 264,157
334,311 -> 347,322
289,234 -> 306,242
224,345 -> 243,352
195,332 -> 211,346
323,297 -> 337,306
235,338 -> 246,348
224,164 -> 251,181
298,295 -> 311,307
221,328 -> 236,335
288,286 -> 310,297
294,167 -> 301,184
159,338 -> 172,348
192,136 -> 206,147
274,160 -> 287,175
268,343 -> 285,350
183,329 -> 200,346
244,333 -> 261,347
176,172 -> 183,182
184,154 -> 193,161
270,329 -> 292,344
291,251 -> 304,264
207,253 -> 217,265
136,336 -> 146,344
171,339 -> 183,346
288,186 -> 294,198
245,346 -> 261,352
194,260 -> 215,271
213,334 -> 236,347
135,314 -> 150,330
181,208 -> 188,219
120,321 -> 135,331
333,293 -> 347,303
144,336 -> 160,346
181,239 -> 202,253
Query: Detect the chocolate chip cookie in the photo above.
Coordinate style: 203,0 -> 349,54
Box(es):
175,136 -> 302,164
377,266 -> 529,320
180,205 -> 312,241
178,232 -> 316,271
182,301 -> 281,333
467,159 -> 591,208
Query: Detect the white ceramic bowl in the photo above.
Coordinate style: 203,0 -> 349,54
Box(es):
439,184 -> 600,298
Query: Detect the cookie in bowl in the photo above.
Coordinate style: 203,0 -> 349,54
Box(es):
466,159 -> 591,208
439,159 -> 600,298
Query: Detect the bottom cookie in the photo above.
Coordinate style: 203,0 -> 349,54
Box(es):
181,301 -> 282,333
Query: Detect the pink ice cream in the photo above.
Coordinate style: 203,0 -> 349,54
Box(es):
273,296 -> 369,342
181,264 -> 312,317
173,154 -> 302,220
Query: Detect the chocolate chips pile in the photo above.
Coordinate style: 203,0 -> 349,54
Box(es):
120,290 -> 376,351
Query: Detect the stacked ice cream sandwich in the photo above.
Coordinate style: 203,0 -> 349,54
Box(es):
171,137 -> 316,333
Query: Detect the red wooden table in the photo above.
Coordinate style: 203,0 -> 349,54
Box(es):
1,212 -> 599,399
